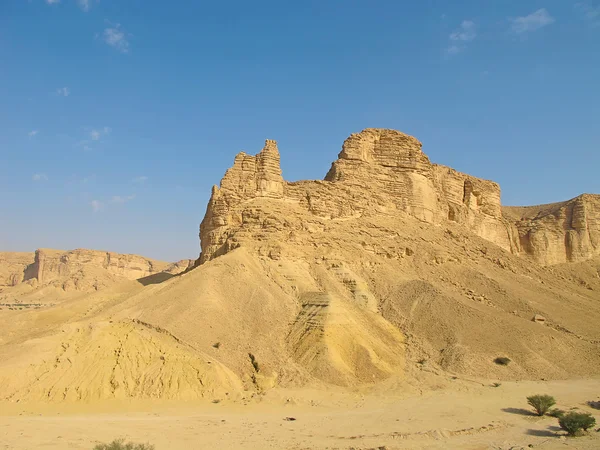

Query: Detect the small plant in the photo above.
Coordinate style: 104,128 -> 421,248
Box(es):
492,382 -> 502,388
93,439 -> 155,450
212,342 -> 221,349
558,412 -> 596,436
526,394 -> 556,416
494,357 -> 511,366
248,353 -> 260,372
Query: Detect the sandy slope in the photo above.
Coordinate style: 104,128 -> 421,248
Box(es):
1,378 -> 599,449
1,211 -> 600,403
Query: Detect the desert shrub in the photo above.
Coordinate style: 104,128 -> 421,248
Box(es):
526,394 -> 556,416
93,439 -> 155,450
558,412 -> 596,436
212,342 -> 221,349
494,357 -> 511,366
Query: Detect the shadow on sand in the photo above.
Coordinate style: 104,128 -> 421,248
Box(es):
525,429 -> 556,437
136,263 -> 199,287
137,272 -> 175,286
526,426 -> 562,437
502,408 -> 537,416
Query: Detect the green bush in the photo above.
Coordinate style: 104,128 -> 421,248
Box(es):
494,357 -> 511,366
548,408 -> 565,418
558,412 -> 596,436
526,394 -> 556,416
93,439 -> 155,450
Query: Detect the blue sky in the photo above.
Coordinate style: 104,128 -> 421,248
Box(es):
1,0 -> 599,261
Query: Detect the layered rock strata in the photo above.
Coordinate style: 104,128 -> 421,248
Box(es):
0,249 -> 193,291
199,128 -> 599,266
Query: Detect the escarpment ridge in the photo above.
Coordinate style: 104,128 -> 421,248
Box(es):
200,128 -> 599,266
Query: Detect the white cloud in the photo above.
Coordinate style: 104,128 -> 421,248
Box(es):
28,130 -> 39,137
32,173 -> 48,182
111,194 -> 136,204
90,127 -> 110,141
577,2 -> 600,24
510,9 -> 555,34
446,20 -> 476,55
90,200 -> 103,212
450,20 -> 477,42
103,24 -> 130,53
132,176 -> 148,183
56,87 -> 70,97
446,45 -> 462,55
46,0 -> 60,4
77,0 -> 91,12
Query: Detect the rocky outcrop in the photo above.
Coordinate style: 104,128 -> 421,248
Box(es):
0,249 -> 192,291
199,140 -> 285,263
323,129 -> 517,251
198,128 -> 598,266
0,252 -> 34,288
504,194 -> 600,265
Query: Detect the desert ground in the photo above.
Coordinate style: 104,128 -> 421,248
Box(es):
1,379 -> 599,449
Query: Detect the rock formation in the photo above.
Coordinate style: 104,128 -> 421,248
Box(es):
0,249 -> 193,291
0,252 -> 35,288
504,194 -> 600,265
1,128 -> 599,402
200,128 -> 598,266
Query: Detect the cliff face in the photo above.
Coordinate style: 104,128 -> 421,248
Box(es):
0,252 -> 35,288
199,140 -> 285,263
324,129 -> 516,251
0,249 -> 193,291
199,128 -> 598,266
504,194 -> 600,265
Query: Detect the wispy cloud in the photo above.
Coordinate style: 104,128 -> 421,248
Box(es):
28,130 -> 39,137
46,0 -> 60,4
102,24 -> 130,53
77,0 -> 92,12
446,20 -> 476,55
111,194 -> 136,204
32,173 -> 48,182
56,87 -> 70,97
509,9 -> 555,34
576,1 -> 600,25
132,176 -> 148,183
90,200 -> 103,212
90,126 -> 111,141
450,20 -> 477,41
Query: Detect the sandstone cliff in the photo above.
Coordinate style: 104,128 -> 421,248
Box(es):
199,128 -> 598,266
504,194 -> 600,265
0,249 -> 193,291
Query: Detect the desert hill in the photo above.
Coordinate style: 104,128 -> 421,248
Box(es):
0,128 -> 598,404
